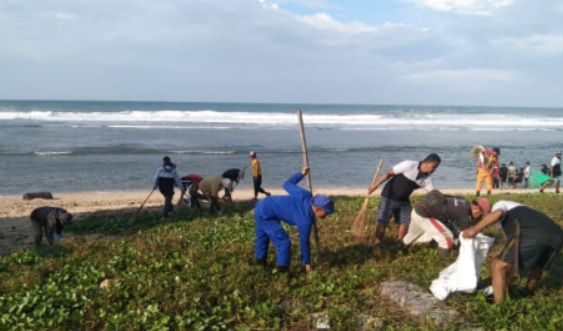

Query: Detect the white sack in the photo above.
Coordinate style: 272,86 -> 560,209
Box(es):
430,232 -> 495,300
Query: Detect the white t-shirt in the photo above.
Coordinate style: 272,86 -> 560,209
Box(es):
492,200 -> 523,224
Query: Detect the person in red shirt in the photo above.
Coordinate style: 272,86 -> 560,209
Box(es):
474,147 -> 500,196
179,174 -> 205,208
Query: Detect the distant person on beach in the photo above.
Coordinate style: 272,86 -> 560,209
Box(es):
524,162 -> 531,188
540,150 -> 561,194
473,146 -> 500,196
153,156 -> 185,218
254,166 -> 334,274
507,162 -> 517,189
367,153 -> 441,252
540,163 -> 549,175
30,206 -> 73,246
463,200 -> 563,303
179,174 -> 205,208
402,191 -> 491,257
221,168 -> 245,202
499,163 -> 508,190
198,175 -> 226,215
250,151 -> 271,200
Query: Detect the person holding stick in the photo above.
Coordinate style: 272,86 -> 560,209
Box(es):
368,153 -> 441,252
254,166 -> 334,274
463,200 -> 563,303
153,156 -> 185,218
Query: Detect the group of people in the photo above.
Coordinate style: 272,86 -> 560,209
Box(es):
152,152 -> 272,217
366,152 -> 562,303
30,148 -> 562,305
475,147 -> 561,195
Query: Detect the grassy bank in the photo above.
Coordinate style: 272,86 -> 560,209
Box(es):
1,193 -> 562,329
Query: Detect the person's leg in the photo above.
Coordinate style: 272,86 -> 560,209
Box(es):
555,178 -> 560,193
374,198 -> 392,246
491,258 -> 511,303
163,193 -> 173,216
475,169 -> 484,195
485,170 -> 493,194
31,218 -> 43,246
525,268 -> 543,292
255,221 -> 270,262
419,217 -> 454,255
253,179 -> 260,199
268,224 -> 291,268
402,210 -> 425,246
395,202 -> 411,242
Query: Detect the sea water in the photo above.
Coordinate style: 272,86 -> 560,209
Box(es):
0,100 -> 561,195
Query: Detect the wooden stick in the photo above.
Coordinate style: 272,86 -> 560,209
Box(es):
297,109 -> 321,263
128,188 -> 155,225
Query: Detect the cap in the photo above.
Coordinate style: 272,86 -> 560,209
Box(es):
476,198 -> 491,216
163,156 -> 171,162
492,147 -> 500,155
311,195 -> 334,214
249,151 -> 256,157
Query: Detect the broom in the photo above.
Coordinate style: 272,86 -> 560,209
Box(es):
351,159 -> 384,238
127,188 -> 156,225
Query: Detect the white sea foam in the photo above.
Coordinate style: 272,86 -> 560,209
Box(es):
1,110 -> 562,131
33,151 -> 73,156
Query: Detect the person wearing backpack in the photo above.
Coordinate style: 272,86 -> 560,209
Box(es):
401,190 -> 491,256
368,153 -> 441,252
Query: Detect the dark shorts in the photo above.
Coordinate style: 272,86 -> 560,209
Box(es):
498,237 -> 559,271
376,196 -> 411,226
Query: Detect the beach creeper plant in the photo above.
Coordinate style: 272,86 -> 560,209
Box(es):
0,194 -> 562,329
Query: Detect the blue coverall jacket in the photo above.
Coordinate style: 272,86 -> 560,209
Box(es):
254,172 -> 314,267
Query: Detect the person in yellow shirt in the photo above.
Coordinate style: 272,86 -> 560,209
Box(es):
250,151 -> 271,200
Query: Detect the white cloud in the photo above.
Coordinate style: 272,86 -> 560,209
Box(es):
492,34 -> 563,56
410,0 -> 515,15
296,12 -> 377,33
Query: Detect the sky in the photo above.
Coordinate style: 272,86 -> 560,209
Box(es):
0,0 -> 562,107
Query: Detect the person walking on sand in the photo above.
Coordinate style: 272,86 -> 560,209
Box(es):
474,147 -> 500,196
368,153 -> 441,252
499,163 -> 508,190
254,166 -> 334,274
507,162 -> 517,189
153,156 -> 185,218
402,191 -> 491,257
463,200 -> 563,303
30,206 -> 73,246
540,150 -> 561,194
250,151 -> 271,200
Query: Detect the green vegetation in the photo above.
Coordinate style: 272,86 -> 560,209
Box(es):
1,194 -> 563,330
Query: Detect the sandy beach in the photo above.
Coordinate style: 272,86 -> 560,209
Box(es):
0,187 -> 535,257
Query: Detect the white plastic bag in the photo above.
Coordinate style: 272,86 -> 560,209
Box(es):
430,232 -> 494,300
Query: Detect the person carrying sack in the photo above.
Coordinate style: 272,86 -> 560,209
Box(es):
463,200 -> 563,303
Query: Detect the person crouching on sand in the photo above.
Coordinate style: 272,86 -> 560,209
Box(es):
254,166 -> 334,274
30,206 -> 73,246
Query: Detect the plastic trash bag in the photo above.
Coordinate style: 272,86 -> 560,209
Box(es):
430,232 -> 495,300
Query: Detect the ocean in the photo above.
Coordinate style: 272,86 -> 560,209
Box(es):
0,100 -> 562,196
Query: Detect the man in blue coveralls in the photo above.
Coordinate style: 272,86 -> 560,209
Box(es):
254,166 -> 335,274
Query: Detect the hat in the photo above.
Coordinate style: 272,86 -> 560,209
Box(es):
556,150 -> 562,154
311,195 -> 334,214
249,151 -> 256,157
492,147 -> 500,155
58,212 -> 73,225
476,198 -> 491,216
163,156 -> 171,162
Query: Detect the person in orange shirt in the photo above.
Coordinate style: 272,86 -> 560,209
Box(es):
250,151 -> 271,200
474,147 -> 500,196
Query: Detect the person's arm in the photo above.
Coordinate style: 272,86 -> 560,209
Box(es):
463,209 -> 504,238
153,168 -> 160,189
283,166 -> 310,195
368,169 -> 395,194
297,223 -> 313,272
